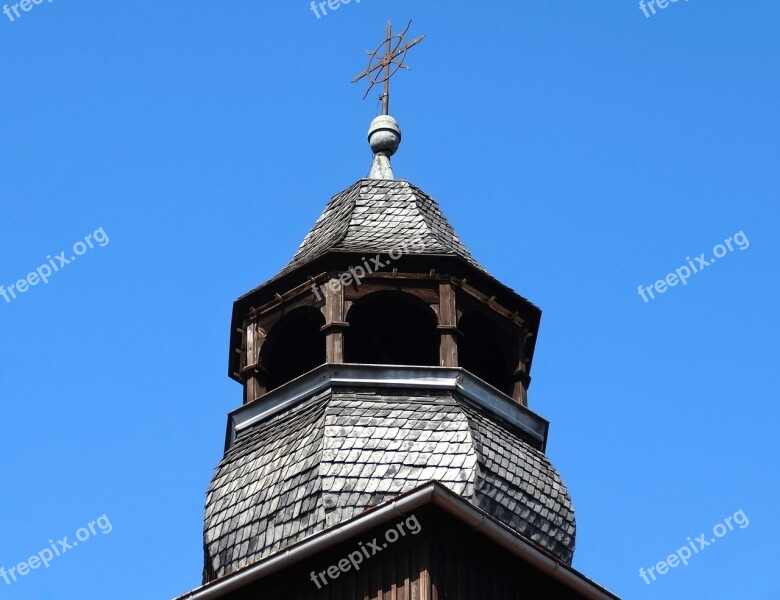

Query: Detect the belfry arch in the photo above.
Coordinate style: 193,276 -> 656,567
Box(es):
259,306 -> 326,392
458,310 -> 517,397
344,290 -> 439,367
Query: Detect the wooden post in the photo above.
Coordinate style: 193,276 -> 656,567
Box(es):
512,330 -> 532,407
322,277 -> 348,364
437,282 -> 459,367
419,536 -> 432,600
242,321 -> 267,404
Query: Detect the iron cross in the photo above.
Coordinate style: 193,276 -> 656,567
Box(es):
352,20 -> 425,116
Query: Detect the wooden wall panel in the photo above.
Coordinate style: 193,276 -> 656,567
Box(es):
224,508 -> 593,600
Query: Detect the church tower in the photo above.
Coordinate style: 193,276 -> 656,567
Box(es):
176,22 -> 620,600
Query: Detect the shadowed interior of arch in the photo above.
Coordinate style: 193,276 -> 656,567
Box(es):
458,312 -> 516,396
345,291 -> 439,366
261,307 -> 326,391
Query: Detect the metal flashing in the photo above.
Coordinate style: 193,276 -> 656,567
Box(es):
227,364 -> 548,451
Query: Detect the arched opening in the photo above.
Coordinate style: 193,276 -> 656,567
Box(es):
459,312 -> 516,396
261,307 -> 326,392
345,291 -> 438,366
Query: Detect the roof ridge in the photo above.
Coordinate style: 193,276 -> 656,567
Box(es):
404,180 -> 480,265
289,181 -> 362,263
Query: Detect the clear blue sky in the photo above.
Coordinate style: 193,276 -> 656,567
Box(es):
1,1 -> 777,598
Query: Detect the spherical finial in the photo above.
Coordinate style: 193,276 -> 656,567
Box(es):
368,115 -> 401,156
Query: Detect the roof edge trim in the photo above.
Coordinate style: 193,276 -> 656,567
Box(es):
225,364 -> 548,451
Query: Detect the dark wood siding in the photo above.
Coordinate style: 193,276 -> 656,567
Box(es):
222,507 -> 590,600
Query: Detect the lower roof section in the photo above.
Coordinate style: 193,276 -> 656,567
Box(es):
203,366 -> 574,582
178,482 -> 619,600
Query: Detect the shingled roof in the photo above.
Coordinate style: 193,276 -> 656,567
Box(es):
274,178 -> 487,280
203,385 -> 575,583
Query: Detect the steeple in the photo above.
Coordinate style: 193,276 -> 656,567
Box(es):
211,21 -> 567,577
176,22 -> 621,600
228,24 -> 542,405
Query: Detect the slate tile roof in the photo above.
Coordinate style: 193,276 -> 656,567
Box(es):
276,178 -> 487,278
203,388 -> 575,582
461,403 -> 576,562
320,394 -> 476,528
203,391 -> 328,581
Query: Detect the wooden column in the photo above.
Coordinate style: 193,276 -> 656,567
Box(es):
419,535 -> 432,600
437,282 -> 459,367
242,320 -> 268,404
322,277 -> 348,364
511,330 -> 532,407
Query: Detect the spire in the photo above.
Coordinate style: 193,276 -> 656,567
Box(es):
352,20 -> 424,180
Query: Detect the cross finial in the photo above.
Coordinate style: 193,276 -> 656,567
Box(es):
351,20 -> 425,115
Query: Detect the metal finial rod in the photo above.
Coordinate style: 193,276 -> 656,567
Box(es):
383,21 -> 391,115
352,20 -> 425,116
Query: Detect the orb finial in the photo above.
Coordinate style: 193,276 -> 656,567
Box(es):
367,114 -> 401,179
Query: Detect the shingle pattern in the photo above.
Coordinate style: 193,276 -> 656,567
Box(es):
320,393 -> 476,527
459,402 -> 576,564
203,391 -> 328,581
277,179 -> 486,278
203,389 -> 576,582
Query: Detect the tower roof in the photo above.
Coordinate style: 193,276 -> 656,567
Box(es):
276,178 -> 487,280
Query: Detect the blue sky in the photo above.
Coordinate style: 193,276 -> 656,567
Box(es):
0,1 -> 778,598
